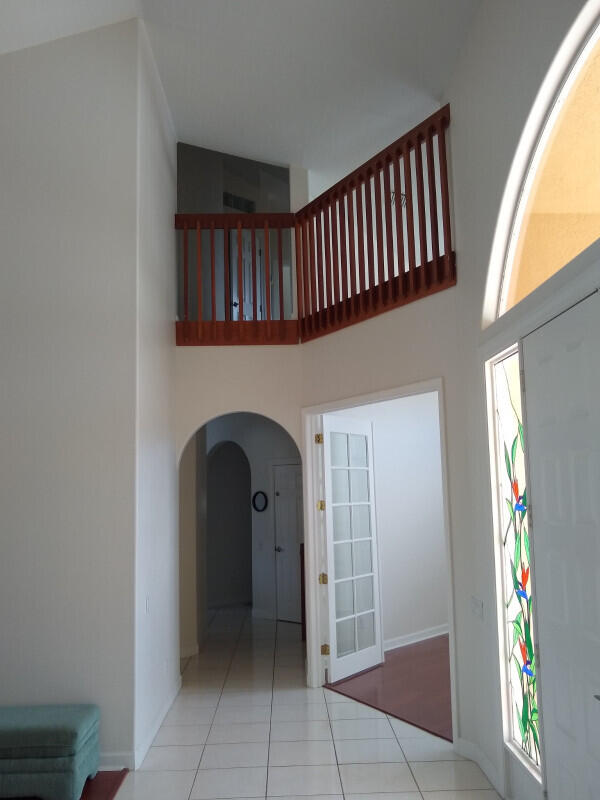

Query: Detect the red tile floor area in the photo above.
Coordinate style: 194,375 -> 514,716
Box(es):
326,634 -> 452,741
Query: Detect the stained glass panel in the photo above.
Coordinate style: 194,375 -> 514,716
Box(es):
491,347 -> 541,768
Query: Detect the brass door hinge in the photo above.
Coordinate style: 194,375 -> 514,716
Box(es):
318,572 -> 328,585
314,433 -> 324,444
317,500 -> 326,511
321,644 -> 330,655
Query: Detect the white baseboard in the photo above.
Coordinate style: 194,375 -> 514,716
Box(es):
180,643 -> 199,659
99,751 -> 134,770
133,675 -> 182,769
454,737 -> 505,798
384,623 -> 449,652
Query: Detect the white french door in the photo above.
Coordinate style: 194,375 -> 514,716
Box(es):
322,414 -> 383,682
522,291 -> 600,798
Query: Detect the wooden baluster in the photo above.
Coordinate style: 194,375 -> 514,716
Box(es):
210,222 -> 216,331
196,222 -> 202,325
224,223 -> 230,323
294,221 -> 304,339
392,153 -> 406,299
323,202 -> 333,326
183,223 -> 189,322
364,172 -> 375,309
308,214 -> 317,331
437,121 -> 453,281
251,225 -> 257,321
237,221 -> 243,321
315,209 -> 325,328
414,136 -> 428,290
330,197 -> 340,323
374,164 -> 386,305
302,217 -> 312,335
264,222 -> 271,335
338,191 -> 348,319
425,129 -> 441,285
278,225 -> 284,325
347,187 -> 357,317
383,159 -> 395,303
404,146 -> 417,295
355,179 -> 366,313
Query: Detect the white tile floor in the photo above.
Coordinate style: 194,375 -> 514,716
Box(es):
117,609 -> 501,800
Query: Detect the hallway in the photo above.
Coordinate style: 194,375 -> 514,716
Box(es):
117,609 -> 498,799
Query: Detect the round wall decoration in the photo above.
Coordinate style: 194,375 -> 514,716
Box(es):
252,491 -> 268,512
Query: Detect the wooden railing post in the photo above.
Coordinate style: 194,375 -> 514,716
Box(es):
196,221 -> 202,325
183,222 -> 189,322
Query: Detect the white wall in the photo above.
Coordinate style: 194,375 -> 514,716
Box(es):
134,20 -> 179,767
332,393 -> 448,649
0,21 -> 138,764
179,436 -> 198,657
196,427 -> 208,645
206,413 -> 301,619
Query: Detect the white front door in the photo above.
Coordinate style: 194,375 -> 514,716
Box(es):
274,463 -> 303,623
522,292 -> 600,798
323,414 -> 383,682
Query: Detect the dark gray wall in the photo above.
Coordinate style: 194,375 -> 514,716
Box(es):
206,441 -> 252,609
177,144 -> 291,321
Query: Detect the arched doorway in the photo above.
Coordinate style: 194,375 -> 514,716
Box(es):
178,411 -> 304,659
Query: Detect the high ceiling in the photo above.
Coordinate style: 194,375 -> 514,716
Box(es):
1,0 -> 480,189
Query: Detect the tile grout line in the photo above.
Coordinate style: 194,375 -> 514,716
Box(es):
388,716 -> 425,800
264,617 -> 278,800
325,685 -> 345,799
185,610 -> 248,800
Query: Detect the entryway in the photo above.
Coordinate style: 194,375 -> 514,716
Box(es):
303,380 -> 456,742
178,412 -> 304,661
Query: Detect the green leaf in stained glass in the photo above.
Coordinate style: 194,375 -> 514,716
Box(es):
510,559 -> 520,593
519,421 -> 525,452
515,531 -> 521,571
522,692 -> 529,738
511,435 -> 518,465
523,528 -> 530,563
504,443 -> 512,480
517,704 -> 526,743
531,719 -> 540,754
524,618 -> 534,661
512,615 -> 523,646
506,498 -> 515,522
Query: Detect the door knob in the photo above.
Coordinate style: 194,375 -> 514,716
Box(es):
274,546 -> 283,552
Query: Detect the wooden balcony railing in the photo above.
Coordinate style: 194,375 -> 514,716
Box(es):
176,213 -> 300,345
176,105 -> 455,346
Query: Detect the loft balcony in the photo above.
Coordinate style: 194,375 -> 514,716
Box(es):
175,106 -> 455,346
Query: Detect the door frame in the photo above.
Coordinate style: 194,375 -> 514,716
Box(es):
270,458 -> 303,623
302,377 -> 458,740
479,241 -> 600,796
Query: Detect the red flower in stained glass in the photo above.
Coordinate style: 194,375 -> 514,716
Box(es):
519,640 -> 527,664
521,567 -> 529,590
512,479 -> 519,500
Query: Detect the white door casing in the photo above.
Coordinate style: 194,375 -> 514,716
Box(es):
274,463 -> 303,623
522,291 -> 600,798
323,414 -> 383,682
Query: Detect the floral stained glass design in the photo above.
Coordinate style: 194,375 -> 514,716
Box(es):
492,349 -> 541,768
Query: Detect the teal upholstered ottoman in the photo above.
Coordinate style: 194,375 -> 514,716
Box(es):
0,705 -> 99,800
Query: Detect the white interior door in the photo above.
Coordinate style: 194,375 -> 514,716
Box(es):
323,414 -> 383,682
522,291 -> 600,798
274,463 -> 303,623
